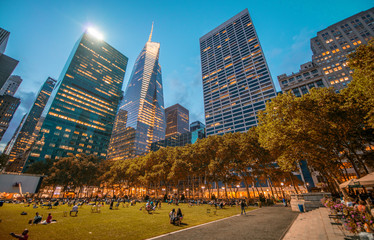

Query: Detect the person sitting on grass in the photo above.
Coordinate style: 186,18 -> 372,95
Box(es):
169,209 -> 176,224
30,212 -> 42,225
175,208 -> 183,225
70,205 -> 78,216
10,229 -> 29,240
41,213 -> 56,224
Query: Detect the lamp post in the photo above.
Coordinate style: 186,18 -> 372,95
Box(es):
280,182 -> 285,199
201,186 -> 205,199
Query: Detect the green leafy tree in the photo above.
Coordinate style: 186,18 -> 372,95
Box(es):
345,39 -> 374,128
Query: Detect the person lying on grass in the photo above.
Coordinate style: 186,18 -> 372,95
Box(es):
10,228 -> 29,240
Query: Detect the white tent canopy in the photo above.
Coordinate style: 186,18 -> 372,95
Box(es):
339,179 -> 361,189
357,172 -> 374,187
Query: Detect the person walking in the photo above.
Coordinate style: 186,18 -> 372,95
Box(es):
240,200 -> 246,215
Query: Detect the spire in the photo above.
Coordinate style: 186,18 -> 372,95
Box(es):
148,22 -> 154,42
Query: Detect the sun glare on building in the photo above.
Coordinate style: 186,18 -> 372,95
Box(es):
87,27 -> 104,40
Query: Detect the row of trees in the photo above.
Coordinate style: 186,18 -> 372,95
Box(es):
27,130 -> 300,199
26,40 -> 374,198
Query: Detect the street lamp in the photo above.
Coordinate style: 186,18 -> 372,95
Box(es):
280,182 -> 285,199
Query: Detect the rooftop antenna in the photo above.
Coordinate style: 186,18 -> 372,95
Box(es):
148,22 -> 154,42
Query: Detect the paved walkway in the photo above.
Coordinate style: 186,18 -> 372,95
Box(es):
149,205 -> 298,240
283,208 -> 345,240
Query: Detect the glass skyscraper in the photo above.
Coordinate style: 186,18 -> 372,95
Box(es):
26,31 -> 128,169
200,9 -> 276,136
107,25 -> 165,161
5,77 -> 56,173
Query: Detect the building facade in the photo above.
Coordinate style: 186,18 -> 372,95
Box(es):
151,127 -> 206,152
165,103 -> 189,137
278,62 -> 328,96
107,25 -> 165,161
0,28 -> 10,54
0,75 -> 22,96
0,28 -> 19,90
200,9 -> 277,136
0,94 -> 20,141
310,7 -> 374,92
190,121 -> 205,132
26,31 -> 128,169
5,77 -> 56,172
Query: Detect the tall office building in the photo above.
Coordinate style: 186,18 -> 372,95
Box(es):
0,95 -> 20,141
151,127 -> 206,152
190,121 -> 205,132
278,62 -> 328,96
5,77 -> 56,172
200,9 -> 276,136
0,27 -> 19,90
3,113 -> 26,155
278,8 -> 374,93
26,30 -> 128,169
107,24 -> 165,161
0,75 -> 22,96
311,8 -> 374,92
165,103 -> 189,137
0,28 -> 10,54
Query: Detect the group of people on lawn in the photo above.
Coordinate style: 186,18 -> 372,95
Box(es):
169,208 -> 183,225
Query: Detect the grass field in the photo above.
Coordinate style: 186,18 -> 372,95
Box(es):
0,202 -> 254,240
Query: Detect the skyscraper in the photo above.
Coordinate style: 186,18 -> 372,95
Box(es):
26,30 -> 128,169
107,24 -> 165,161
0,75 -> 22,96
165,103 -> 189,137
0,95 -> 20,141
5,77 -> 56,172
310,7 -> 374,92
0,28 -> 19,89
0,28 -> 10,54
200,9 -> 276,136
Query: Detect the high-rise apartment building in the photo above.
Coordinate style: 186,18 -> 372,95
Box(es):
165,103 -> 189,137
107,24 -> 165,161
0,95 -> 20,141
26,30 -> 128,169
278,62 -> 328,96
5,77 -> 56,172
190,121 -> 205,132
200,9 -> 276,136
0,28 -> 19,90
311,8 -> 374,92
0,75 -> 22,96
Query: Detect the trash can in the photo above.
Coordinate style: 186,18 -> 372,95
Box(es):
298,204 -> 304,212
0,201 -> 4,207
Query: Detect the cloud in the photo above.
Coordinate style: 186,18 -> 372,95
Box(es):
164,60 -> 205,124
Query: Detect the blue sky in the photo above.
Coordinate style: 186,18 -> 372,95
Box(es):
0,0 -> 373,150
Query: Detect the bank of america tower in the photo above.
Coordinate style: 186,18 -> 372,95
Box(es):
200,9 -> 276,136
107,24 -> 166,160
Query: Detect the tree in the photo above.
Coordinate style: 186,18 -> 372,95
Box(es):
0,153 -> 9,171
345,39 -> 374,128
24,158 -> 56,175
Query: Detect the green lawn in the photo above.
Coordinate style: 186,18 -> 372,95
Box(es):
0,202 -> 255,240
